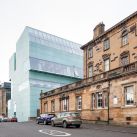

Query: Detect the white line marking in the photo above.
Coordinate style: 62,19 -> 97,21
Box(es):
39,129 -> 71,136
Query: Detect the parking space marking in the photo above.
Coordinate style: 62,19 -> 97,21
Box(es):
39,129 -> 71,136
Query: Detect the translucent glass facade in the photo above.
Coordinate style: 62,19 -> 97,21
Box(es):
27,27 -> 82,56
30,79 -> 64,90
9,26 -> 83,122
30,57 -> 82,78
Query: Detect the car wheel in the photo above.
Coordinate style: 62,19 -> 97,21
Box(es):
76,125 -> 80,128
63,121 -> 68,128
44,120 -> 48,125
51,121 -> 55,127
36,120 -> 39,124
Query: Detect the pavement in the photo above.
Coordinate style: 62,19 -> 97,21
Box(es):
82,123 -> 137,134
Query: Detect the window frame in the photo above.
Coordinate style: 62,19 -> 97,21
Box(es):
124,86 -> 134,106
76,96 -> 82,110
103,38 -> 110,51
92,93 -> 96,110
121,30 -> 128,46
104,58 -> 110,72
88,47 -> 93,58
96,92 -> 103,108
120,55 -> 129,66
51,100 -> 55,112
88,64 -> 93,77
62,98 -> 68,111
91,91 -> 108,110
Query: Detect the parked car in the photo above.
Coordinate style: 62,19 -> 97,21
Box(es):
2,117 -> 9,122
36,113 -> 55,125
10,117 -> 18,122
51,112 -> 82,128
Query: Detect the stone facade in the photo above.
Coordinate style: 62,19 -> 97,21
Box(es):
41,11 -> 137,126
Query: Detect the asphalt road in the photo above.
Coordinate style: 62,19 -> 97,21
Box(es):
0,122 -> 137,137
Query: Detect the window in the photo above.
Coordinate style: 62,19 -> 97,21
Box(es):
97,92 -> 103,108
124,86 -> 134,106
51,100 -> 55,112
103,92 -> 108,108
76,96 -> 82,110
92,93 -> 96,110
122,30 -> 128,46
103,39 -> 110,50
63,99 -> 68,111
88,65 -> 93,77
44,102 -> 48,113
60,96 -> 69,112
92,92 -> 108,109
88,47 -> 93,58
104,58 -> 110,72
121,55 -> 129,66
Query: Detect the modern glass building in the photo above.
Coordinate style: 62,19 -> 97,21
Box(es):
9,26 -> 83,121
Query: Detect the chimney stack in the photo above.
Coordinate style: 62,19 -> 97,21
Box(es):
93,22 -> 105,39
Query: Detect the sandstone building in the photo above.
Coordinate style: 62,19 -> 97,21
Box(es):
41,11 -> 137,126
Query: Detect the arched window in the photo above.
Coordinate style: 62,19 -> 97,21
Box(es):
121,30 -> 128,46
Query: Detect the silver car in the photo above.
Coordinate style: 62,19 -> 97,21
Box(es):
51,112 -> 82,128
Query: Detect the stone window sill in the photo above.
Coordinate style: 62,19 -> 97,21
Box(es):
121,105 -> 136,109
121,43 -> 129,48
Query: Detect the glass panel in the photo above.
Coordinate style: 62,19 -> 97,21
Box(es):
104,59 -> 109,71
125,86 -> 134,105
27,27 -> 83,56
77,96 -> 82,110
122,34 -> 128,46
97,92 -> 102,108
88,65 -> 93,77
29,79 -> 64,89
29,57 -> 82,78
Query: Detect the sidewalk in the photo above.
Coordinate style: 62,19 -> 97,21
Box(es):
82,123 -> 137,134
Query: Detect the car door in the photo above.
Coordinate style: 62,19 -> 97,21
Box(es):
59,113 -> 65,125
54,113 -> 61,125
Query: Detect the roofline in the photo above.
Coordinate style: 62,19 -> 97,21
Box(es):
26,26 -> 82,46
81,11 -> 137,49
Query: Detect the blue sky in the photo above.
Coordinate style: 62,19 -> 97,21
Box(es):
0,0 -> 137,82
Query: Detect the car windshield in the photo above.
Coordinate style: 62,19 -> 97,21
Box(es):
48,114 -> 55,117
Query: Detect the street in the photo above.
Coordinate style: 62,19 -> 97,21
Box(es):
0,122 -> 137,137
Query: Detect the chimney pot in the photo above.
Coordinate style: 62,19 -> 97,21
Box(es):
93,22 -> 105,39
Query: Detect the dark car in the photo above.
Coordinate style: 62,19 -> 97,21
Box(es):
10,117 -> 18,122
36,113 -> 55,125
51,112 -> 82,128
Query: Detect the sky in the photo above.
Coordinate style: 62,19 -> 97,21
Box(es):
0,0 -> 137,83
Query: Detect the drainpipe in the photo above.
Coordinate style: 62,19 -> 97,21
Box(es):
107,81 -> 110,125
